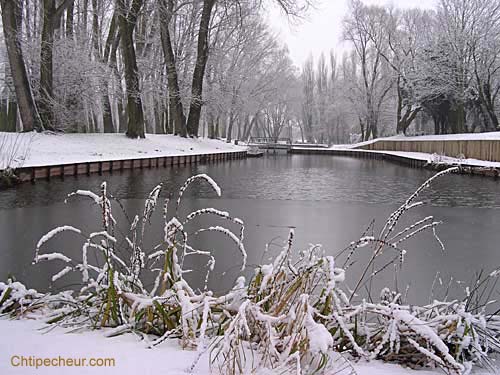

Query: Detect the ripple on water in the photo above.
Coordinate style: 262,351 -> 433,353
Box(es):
1,155 -> 499,209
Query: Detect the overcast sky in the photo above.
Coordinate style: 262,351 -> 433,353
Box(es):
266,0 -> 438,68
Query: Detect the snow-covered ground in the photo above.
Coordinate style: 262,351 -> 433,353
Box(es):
2,131 -> 500,171
344,131 -> 500,145
325,131 -> 500,150
293,132 -> 500,169
2,318 -> 490,375
387,132 -> 500,141
0,132 -> 246,170
352,149 -> 500,168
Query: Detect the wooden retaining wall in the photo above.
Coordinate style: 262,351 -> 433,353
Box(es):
15,151 -> 247,183
358,140 -> 500,162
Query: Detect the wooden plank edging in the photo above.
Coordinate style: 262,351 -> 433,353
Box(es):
15,151 -> 247,183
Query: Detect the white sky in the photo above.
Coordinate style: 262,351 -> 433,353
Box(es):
266,0 -> 438,68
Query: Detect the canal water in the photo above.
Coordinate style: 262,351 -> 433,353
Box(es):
1,155 -> 500,305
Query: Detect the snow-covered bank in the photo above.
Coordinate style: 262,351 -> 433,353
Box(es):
345,131 -> 500,146
356,149 -> 500,169
327,131 -> 500,151
308,132 -> 500,169
0,318 -> 473,375
0,132 -> 245,170
387,132 -> 500,141
293,145 -> 500,169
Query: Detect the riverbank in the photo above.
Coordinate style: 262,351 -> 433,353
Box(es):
354,131 -> 500,163
292,132 -> 500,177
0,317 -> 482,375
0,132 -> 247,183
0,132 -> 246,170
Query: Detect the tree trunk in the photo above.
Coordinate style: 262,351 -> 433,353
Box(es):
159,0 -> 187,137
207,111 -> 215,139
1,0 -> 42,132
39,0 -> 56,129
214,116 -> 219,138
154,97 -> 164,134
226,113 -> 234,143
185,0 -> 216,137
6,100 -> 17,132
92,0 -> 114,133
117,0 -> 145,138
39,0 -> 75,130
66,1 -> 74,38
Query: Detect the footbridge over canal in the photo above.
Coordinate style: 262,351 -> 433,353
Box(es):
248,137 -> 293,151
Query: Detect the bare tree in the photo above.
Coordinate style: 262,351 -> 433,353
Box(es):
0,0 -> 42,132
343,0 -> 393,140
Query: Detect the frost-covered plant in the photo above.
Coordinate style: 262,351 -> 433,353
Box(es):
211,231 -> 357,374
0,279 -> 42,315
429,152 -> 446,165
0,132 -> 34,176
32,174 -> 246,348
210,167 -> 500,374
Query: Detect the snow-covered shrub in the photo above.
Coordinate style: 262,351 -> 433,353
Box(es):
0,132 -> 33,172
429,152 -> 445,165
0,132 -> 34,187
0,279 -> 42,315
50,39 -> 113,132
32,174 -> 246,346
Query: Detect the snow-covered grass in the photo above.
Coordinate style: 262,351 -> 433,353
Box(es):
2,169 -> 500,374
0,318 -> 463,375
0,132 -> 245,170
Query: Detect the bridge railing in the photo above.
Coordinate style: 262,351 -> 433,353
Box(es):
249,137 -> 292,145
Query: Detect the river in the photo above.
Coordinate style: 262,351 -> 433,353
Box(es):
1,154 -> 499,305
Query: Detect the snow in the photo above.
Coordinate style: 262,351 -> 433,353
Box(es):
0,132 -> 246,170
295,132 -> 500,168
35,226 -> 82,259
196,226 -> 247,270
375,149 -> 500,167
366,149 -> 500,168
302,295 -> 334,354
35,252 -> 73,263
51,266 -> 73,282
337,132 -> 500,168
3,131 -> 500,171
336,132 -> 500,148
0,318 -> 494,374
387,132 -> 500,141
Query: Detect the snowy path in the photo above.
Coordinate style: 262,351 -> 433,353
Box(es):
0,318 -> 494,375
0,132 -> 246,170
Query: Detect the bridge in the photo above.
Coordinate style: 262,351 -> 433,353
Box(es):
248,137 -> 293,151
